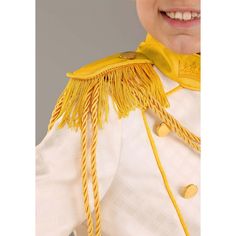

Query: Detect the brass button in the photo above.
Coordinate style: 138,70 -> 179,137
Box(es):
155,122 -> 170,137
182,184 -> 198,199
120,51 -> 137,60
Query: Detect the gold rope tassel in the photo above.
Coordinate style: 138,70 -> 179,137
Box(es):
81,88 -> 94,236
90,81 -> 102,236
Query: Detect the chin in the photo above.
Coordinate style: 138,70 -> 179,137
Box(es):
152,31 -> 200,54
165,35 -> 200,54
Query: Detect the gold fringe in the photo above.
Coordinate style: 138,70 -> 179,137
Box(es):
48,63 -> 169,132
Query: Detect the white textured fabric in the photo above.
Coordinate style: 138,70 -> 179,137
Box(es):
36,67 -> 200,236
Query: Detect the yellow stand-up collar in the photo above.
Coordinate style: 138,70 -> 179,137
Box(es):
136,34 -> 200,91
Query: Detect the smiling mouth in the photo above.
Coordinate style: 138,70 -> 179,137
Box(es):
160,10 -> 200,21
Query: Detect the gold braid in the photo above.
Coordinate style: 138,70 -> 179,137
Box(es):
90,82 -> 102,236
81,88 -> 94,236
130,88 -> 200,153
148,95 -> 200,152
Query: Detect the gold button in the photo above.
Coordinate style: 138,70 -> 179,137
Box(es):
155,122 -> 170,137
182,184 -> 198,199
120,51 -> 137,60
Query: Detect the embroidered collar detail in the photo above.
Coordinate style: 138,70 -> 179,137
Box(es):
136,34 -> 200,91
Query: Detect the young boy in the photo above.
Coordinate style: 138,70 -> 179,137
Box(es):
36,1 -> 200,236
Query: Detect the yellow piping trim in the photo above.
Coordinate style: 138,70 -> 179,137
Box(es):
141,110 -> 190,236
166,85 -> 183,97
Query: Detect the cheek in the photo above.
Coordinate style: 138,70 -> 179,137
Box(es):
136,0 -> 160,32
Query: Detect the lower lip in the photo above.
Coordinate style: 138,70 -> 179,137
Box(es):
161,12 -> 200,28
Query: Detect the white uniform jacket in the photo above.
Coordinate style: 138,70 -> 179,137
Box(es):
36,61 -> 200,236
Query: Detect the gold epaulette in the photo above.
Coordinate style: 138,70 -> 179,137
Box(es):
48,50 -> 200,152
47,51 -> 169,132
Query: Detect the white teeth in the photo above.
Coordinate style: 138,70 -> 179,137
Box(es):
183,12 -> 192,21
175,12 -> 183,20
165,11 -> 200,21
166,12 -> 175,18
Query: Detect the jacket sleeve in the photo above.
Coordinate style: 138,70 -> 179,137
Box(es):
36,96 -> 122,236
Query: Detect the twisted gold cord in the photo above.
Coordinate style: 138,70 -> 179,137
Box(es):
90,82 -> 102,236
129,85 -> 200,152
81,88 -> 94,236
148,95 -> 200,152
